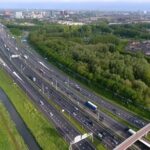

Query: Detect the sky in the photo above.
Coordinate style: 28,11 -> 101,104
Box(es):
0,0 -> 150,10
0,0 -> 150,2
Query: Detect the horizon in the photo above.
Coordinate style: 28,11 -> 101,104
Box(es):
0,1 -> 150,11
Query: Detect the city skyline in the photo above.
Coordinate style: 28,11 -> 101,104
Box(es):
1,0 -> 150,2
0,0 -> 150,10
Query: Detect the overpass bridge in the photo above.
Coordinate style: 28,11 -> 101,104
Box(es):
114,123 -> 150,150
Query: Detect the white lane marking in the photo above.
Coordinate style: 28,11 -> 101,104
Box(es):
13,71 -> 23,82
38,61 -> 50,70
0,58 -> 11,71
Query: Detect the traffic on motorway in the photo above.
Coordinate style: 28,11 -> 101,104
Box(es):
0,23 -> 149,150
0,25 -> 95,150
0,25 -> 119,149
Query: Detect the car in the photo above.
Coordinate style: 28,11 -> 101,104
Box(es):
124,127 -> 129,132
73,112 -> 77,116
99,116 -> 104,121
23,55 -> 28,59
50,112 -> 53,117
113,139 -> 119,145
15,47 -> 18,51
112,108 -> 116,112
40,100 -> 44,106
38,69 -> 45,74
116,112 -> 121,116
102,131 -> 106,136
75,84 -> 81,91
98,133 -> 103,139
33,77 -> 36,82
74,107 -> 79,111
87,120 -> 93,126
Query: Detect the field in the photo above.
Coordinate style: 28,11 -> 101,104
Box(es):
0,102 -> 27,150
0,68 -> 68,150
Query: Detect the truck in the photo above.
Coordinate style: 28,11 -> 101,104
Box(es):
97,133 -> 103,139
128,129 -> 136,135
84,101 -> 97,111
15,47 -> 18,51
11,54 -> 20,58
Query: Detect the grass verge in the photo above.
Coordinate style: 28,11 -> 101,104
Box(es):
0,102 -> 27,150
0,68 -> 68,150
145,134 -> 150,141
99,106 -> 139,131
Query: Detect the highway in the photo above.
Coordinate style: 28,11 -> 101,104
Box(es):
0,29 -> 95,150
0,26 -> 122,150
0,24 -> 149,149
0,27 -> 131,138
18,29 -> 149,130
6,26 -> 150,130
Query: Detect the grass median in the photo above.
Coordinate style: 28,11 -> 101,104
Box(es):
0,68 -> 68,150
0,102 -> 27,150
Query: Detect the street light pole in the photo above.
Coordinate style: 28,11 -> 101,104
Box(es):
97,110 -> 100,121
56,80 -> 57,90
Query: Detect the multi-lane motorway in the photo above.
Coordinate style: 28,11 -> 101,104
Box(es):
0,24 -> 149,150
0,25 -> 95,150
0,24 -> 120,150
18,29 -> 148,129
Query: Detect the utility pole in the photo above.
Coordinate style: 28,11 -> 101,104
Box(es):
42,83 -> 44,94
21,64 -> 23,73
97,110 -> 100,121
68,77 -> 69,87
56,80 -> 57,90
69,143 -> 72,150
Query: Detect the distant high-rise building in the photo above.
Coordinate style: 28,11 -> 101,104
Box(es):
15,12 -> 24,19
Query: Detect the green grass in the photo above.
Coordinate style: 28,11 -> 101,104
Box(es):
117,39 -> 129,52
9,28 -> 22,37
0,68 -> 68,150
145,134 -> 150,141
0,102 -> 27,150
